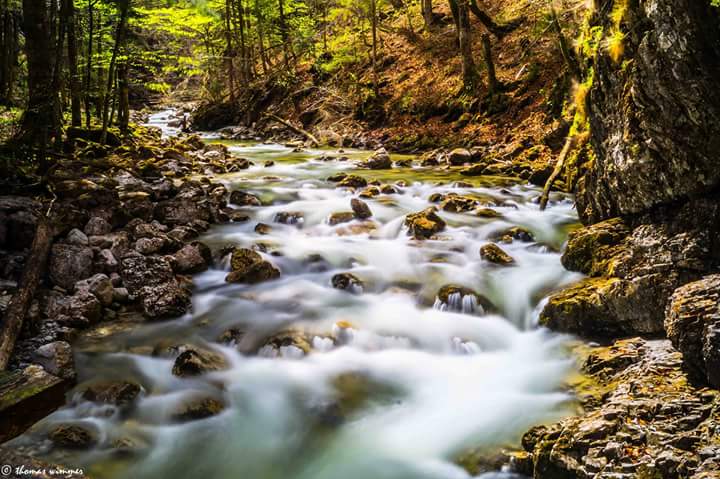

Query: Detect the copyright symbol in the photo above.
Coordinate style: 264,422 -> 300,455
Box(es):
0,464 -> 11,476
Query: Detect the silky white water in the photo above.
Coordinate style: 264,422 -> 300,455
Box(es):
9,114 -> 583,478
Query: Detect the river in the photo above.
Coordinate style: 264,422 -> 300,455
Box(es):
8,111 -> 583,478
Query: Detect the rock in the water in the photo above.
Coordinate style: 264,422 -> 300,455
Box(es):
274,211 -> 304,225
447,148 -> 472,165
439,194 -> 479,213
362,148 -> 392,169
666,275 -> 720,388
229,190 -> 261,206
172,396 -> 225,422
479,244 -> 515,265
226,248 -> 280,284
254,223 -> 272,235
337,175 -> 367,188
74,273 -> 114,306
32,341 -> 74,379
331,273 -> 364,294
328,212 -> 355,226
49,244 -> 94,290
139,281 -> 192,319
173,242 -> 212,274
81,380 -> 142,406
172,348 -> 228,377
405,207 -> 446,239
490,226 -> 534,243
49,424 -> 97,449
350,198 -> 372,219
435,284 -> 492,314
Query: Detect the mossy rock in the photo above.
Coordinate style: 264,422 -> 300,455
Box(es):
561,218 -> 631,276
479,243 -> 515,265
405,207 -> 446,239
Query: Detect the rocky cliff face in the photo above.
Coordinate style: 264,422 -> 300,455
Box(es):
533,2 -> 720,476
576,0 -> 720,223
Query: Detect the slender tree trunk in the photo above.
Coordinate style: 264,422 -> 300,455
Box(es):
117,61 -> 129,132
278,0 -> 291,68
0,1 -> 19,105
64,0 -> 81,127
100,0 -> 129,144
481,33 -> 499,94
224,0 -> 236,101
455,0 -> 479,93
19,0 -> 60,171
84,0 -> 94,128
254,0 -> 269,74
370,0 -> 379,95
421,0 -> 433,29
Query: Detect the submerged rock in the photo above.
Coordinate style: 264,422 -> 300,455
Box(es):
435,284 -> 493,315
49,424 -> 98,449
331,273 -> 364,294
80,380 -> 142,406
229,190 -> 261,207
479,243 -> 515,265
226,248 -> 280,284
172,396 -> 225,422
172,348 -> 228,377
328,212 -> 355,226
274,211 -> 304,225
405,207 -> 446,239
439,194 -> 479,213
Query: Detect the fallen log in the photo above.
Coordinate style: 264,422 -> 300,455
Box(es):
0,207 -> 57,370
263,113 -> 321,146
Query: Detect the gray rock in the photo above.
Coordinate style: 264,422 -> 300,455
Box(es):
351,198 -> 372,219
74,274 -> 114,306
32,341 -> 74,379
173,242 -> 212,274
84,216 -> 112,236
49,244 -> 94,290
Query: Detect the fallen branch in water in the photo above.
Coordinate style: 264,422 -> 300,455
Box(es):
263,113 -> 320,147
539,134 -> 578,211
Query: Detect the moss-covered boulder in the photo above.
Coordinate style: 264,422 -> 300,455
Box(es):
404,207 -> 446,239
226,248 -> 280,283
479,243 -> 515,265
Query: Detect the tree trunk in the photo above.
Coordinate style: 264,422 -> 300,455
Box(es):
421,0 -> 433,29
0,1 -> 19,105
117,61 -> 129,132
224,0 -> 236,101
65,0 -> 81,127
18,0 -> 60,171
278,0 -> 291,68
455,0 -> 478,93
84,0 -> 94,128
100,0 -> 130,145
481,33 -> 499,94
370,0 -> 379,95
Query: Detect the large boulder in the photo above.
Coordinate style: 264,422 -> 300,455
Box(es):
576,0 -> 720,223
541,199 -> 720,337
49,244 -> 94,290
447,148 -> 472,165
666,275 -> 720,388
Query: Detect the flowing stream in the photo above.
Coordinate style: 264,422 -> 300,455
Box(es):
10,111 -> 583,478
